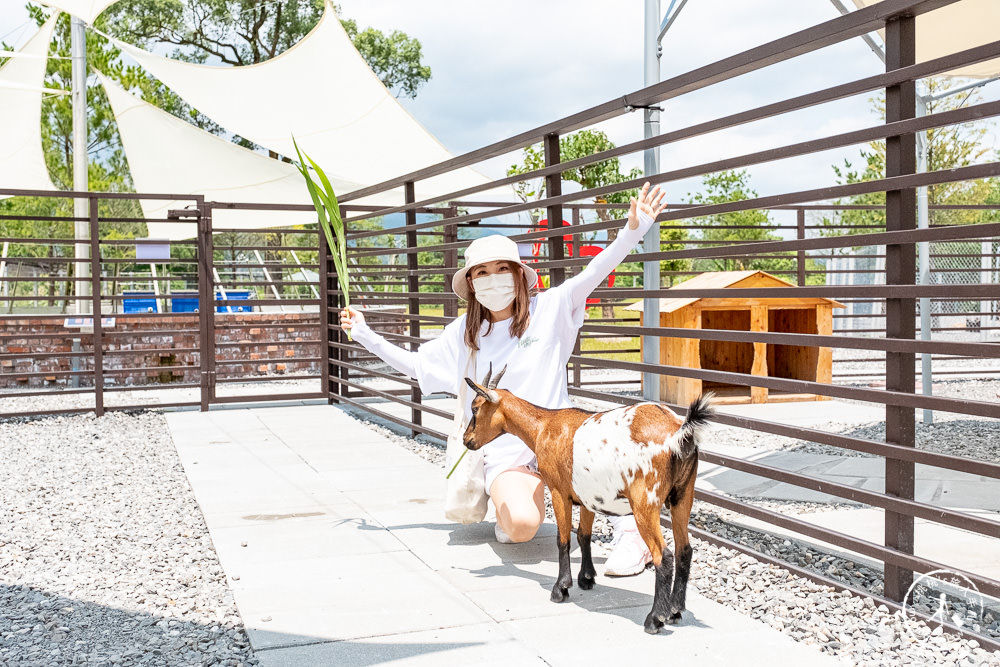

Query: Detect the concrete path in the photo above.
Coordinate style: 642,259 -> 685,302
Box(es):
165,404 -> 838,666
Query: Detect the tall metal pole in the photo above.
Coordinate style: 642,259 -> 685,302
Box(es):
642,0 -> 661,402
916,95 -> 932,424
72,16 -> 91,314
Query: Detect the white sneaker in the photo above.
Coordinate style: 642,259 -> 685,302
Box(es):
604,529 -> 652,576
495,521 -> 515,544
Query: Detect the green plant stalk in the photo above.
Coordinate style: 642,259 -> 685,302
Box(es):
445,447 -> 468,479
292,136 -> 351,340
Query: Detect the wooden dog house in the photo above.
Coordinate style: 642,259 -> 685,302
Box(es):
626,271 -> 844,405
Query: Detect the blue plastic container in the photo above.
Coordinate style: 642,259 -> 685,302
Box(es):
215,290 -> 253,313
171,291 -> 200,313
122,290 -> 158,314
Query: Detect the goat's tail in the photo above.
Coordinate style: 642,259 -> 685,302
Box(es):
676,392 -> 715,458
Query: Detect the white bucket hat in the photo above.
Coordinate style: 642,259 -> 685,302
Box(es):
451,234 -> 538,301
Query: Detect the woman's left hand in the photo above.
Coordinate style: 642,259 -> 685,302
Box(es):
627,182 -> 668,230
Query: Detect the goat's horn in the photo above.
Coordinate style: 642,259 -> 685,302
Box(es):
464,377 -> 499,404
488,364 -> 507,389
481,362 -> 493,388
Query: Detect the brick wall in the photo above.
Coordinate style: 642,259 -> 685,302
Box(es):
0,313 -> 322,388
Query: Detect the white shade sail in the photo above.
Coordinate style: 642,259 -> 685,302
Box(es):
0,15 -> 59,196
850,0 -> 1000,78
98,72 -> 399,240
105,0 -> 496,203
38,0 -> 118,24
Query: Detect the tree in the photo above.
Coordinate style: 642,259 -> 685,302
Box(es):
506,129 -> 658,314
1,6 -> 149,312
2,0 -> 432,309
684,169 -> 793,275
507,129 -> 642,227
824,78 -> 997,233
103,0 -> 431,98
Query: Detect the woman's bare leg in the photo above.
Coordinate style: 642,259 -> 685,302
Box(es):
490,467 -> 545,542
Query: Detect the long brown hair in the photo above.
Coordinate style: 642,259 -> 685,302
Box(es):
463,261 -> 532,350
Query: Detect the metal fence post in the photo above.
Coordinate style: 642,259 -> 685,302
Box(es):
544,133 -> 565,287
406,182 -> 422,434
883,14 -> 917,604
571,206 -> 582,389
797,208 -> 807,286
197,201 -> 214,411
443,208 -> 458,319
88,196 -> 103,416
319,218 -> 335,403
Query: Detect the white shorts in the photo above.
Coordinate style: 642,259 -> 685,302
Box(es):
482,434 -> 538,494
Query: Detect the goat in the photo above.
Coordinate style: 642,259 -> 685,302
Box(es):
463,365 -> 714,634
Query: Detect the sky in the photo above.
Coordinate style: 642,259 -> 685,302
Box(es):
2,0 -> 998,222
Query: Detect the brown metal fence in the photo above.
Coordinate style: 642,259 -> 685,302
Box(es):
2,0 -> 999,651
320,0 -> 1000,650
0,193 -> 342,416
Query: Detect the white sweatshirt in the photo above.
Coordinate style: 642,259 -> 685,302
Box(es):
350,211 -> 656,487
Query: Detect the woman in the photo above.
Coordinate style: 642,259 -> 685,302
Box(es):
341,182 -> 668,576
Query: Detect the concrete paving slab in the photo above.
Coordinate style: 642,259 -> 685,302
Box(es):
729,507 -> 1000,581
254,623 -> 547,667
319,464 -> 441,491
235,568 -> 491,632
716,400 -> 884,425
932,481 -> 1000,511
166,404 -> 845,666
227,550 -> 430,588
462,572 -> 653,623
501,594 -> 842,667
209,516 -> 407,567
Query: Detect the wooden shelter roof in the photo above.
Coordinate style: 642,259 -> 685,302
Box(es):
624,270 -> 844,314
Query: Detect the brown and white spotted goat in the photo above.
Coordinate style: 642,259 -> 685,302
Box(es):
464,365 -> 714,634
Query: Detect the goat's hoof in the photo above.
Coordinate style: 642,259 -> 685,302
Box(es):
643,612 -> 665,634
665,611 -> 682,625
578,574 -> 595,590
550,586 -> 570,603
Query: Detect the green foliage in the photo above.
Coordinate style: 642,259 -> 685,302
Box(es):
506,129 -> 696,293
824,78 -> 998,233
2,0 -> 431,251
1,6 -> 147,259
292,138 -> 349,311
104,1 -> 430,97
506,129 -> 644,225
341,16 -> 431,100
684,169 -> 789,274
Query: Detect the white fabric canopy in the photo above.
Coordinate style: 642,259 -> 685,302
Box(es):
98,72 -> 399,240
105,0 -> 497,203
0,15 -> 59,196
0,81 -> 69,95
38,0 -> 118,24
850,0 -> 1000,78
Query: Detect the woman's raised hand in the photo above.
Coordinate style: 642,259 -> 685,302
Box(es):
627,182 -> 668,230
340,306 -> 365,332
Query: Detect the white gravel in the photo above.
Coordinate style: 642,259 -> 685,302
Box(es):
0,412 -> 256,667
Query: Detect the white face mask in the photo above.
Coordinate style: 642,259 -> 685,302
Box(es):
472,273 -> 516,312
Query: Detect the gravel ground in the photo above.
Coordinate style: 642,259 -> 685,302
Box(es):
0,412 -> 256,667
